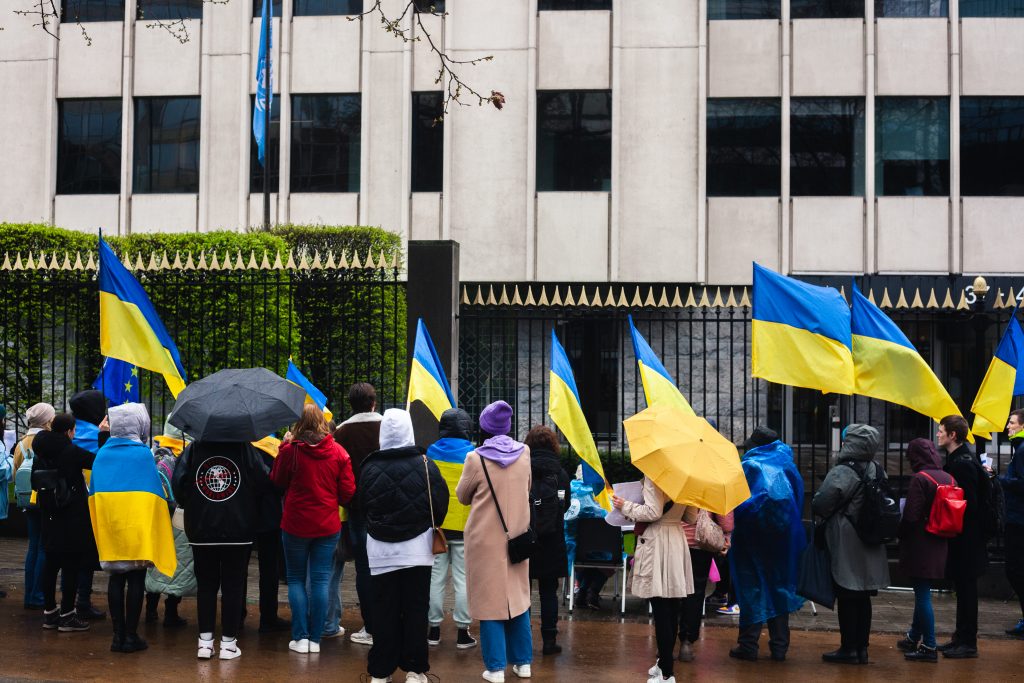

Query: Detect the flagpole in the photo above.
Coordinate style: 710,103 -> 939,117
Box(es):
262,0 -> 271,231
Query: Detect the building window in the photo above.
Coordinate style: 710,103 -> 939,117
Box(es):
707,98 -> 781,197
61,0 -> 124,22
137,0 -> 202,20
791,97 -> 865,196
291,94 -> 361,193
539,0 -> 612,9
133,97 -> 200,194
413,0 -> 444,12
791,0 -> 863,18
876,97 -> 949,196
250,95 -> 281,194
411,92 -> 443,193
708,0 -> 780,19
960,0 -> 1024,17
563,320 -> 618,442
293,0 -> 361,16
875,0 -> 947,16
57,99 -> 121,195
252,0 -> 281,17
961,98 -> 1024,196
537,90 -> 611,192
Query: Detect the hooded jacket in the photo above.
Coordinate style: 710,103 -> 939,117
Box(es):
898,438 -> 952,580
427,408 -> 475,538
1001,432 -> 1024,527
271,433 -> 355,538
944,441 -> 990,578
70,390 -> 107,454
811,424 -> 891,592
172,440 -> 271,545
31,429 -> 95,553
528,447 -> 571,580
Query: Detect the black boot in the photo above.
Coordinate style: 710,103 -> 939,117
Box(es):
905,644 -> 938,663
163,595 -> 187,628
821,648 -> 861,664
121,633 -> 149,653
145,593 -> 160,624
542,635 -> 562,655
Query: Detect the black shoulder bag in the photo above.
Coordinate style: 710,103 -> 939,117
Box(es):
480,455 -> 536,564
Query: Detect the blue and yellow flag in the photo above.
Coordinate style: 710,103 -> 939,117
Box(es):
428,437 -> 474,532
549,330 -> 611,511
89,437 -> 177,578
93,357 -> 140,406
99,238 -> 187,397
752,263 -> 854,394
851,284 -> 962,426
971,313 -> 1024,439
287,358 -> 333,422
628,315 -> 696,415
407,319 -> 456,420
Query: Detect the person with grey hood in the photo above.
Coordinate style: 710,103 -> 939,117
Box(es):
811,424 -> 891,665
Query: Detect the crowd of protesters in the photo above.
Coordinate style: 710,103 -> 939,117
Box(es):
2,380 -> 1022,683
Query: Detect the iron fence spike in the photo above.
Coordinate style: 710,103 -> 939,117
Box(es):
563,287 -> 575,307
956,290 -> 969,310
148,252 -> 159,271
311,251 -> 323,269
941,288 -> 954,309
25,252 -> 35,270
604,288 -> 616,307
184,252 -> 196,270
630,287 -> 643,307
197,252 -> 209,270
462,286 -> 471,305
134,253 -> 146,271
364,251 -> 376,268
350,251 -> 361,268
248,250 -> 258,270
880,287 -> 893,309
260,250 -> 272,269
670,287 -> 683,308
524,286 -> 537,306
208,252 -> 219,270
684,287 -> 697,308
839,285 -> 847,302
712,287 -> 724,308
61,252 -> 72,270
273,251 -> 284,270
285,251 -> 297,270
298,251 -> 310,270
575,287 -> 589,307
160,252 -> 171,270
487,285 -> 498,306
740,287 -> 751,308
474,286 -> 485,306
511,285 -> 524,306
911,288 -> 924,309
498,285 -> 510,306
86,252 -> 97,270
725,288 -> 738,308
1,253 -> 11,270
235,250 -> 245,270
698,288 -> 711,308
14,253 -> 24,270
643,287 -> 656,307
867,288 -> 876,305
325,251 -> 337,269
1005,289 -> 1019,309
538,287 -> 550,307
221,252 -> 234,270
338,251 -> 349,268
926,288 -> 939,309
895,288 -> 909,309
589,287 -> 603,307
73,252 -> 85,271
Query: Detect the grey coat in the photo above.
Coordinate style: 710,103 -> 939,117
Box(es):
811,424 -> 891,592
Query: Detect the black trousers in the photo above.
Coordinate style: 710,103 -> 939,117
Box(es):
736,613 -> 790,656
1007,524 -> 1024,616
256,529 -> 283,624
108,569 -> 146,636
193,544 -> 251,639
679,549 -> 713,643
43,551 -> 82,613
650,597 -> 683,679
537,577 -> 560,638
837,593 -> 872,650
368,566 -> 431,678
952,574 -> 979,648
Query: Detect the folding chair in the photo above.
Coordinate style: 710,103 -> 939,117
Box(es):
568,518 -> 628,615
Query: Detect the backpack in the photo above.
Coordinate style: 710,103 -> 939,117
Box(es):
14,440 -> 37,508
31,468 -> 72,511
982,470 -> 1005,540
530,472 -> 563,536
919,471 -> 966,538
841,460 -> 900,545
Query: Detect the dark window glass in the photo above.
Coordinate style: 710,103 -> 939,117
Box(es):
539,0 -> 612,9
707,98 -> 781,197
961,98 -> 1024,196
791,97 -> 865,196
253,0 -> 281,17
293,0 -> 361,16
960,0 -> 1024,16
791,0 -> 863,17
875,0 -> 946,16
875,97 -> 949,196
61,0 -> 124,22
413,0 -> 444,12
708,0 -> 780,19
137,0 -> 202,20
57,99 -> 121,195
250,95 -> 281,194
411,92 -> 443,193
133,97 -> 200,194
537,90 -> 611,192
291,94 -> 361,193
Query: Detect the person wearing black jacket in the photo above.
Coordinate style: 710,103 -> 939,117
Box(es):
359,409 -> 448,683
252,436 -> 289,633
937,414 -> 990,659
171,440 -> 270,660
1000,409 -> 1024,637
524,425 -> 571,656
32,413 -> 96,633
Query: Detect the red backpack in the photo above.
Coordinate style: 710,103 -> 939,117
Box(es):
919,471 -> 966,538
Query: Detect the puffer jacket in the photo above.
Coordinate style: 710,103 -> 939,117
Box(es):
1001,434 -> 1024,527
145,527 -> 197,596
358,445 -> 448,543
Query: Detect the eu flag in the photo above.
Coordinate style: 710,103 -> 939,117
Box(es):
253,0 -> 273,166
93,357 -> 141,406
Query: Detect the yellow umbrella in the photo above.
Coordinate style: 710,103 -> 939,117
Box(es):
622,404 -> 750,515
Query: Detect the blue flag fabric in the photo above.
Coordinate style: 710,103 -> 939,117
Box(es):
93,357 -> 141,406
253,0 -> 273,166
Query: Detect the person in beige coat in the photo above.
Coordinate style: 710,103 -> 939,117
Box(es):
456,401 -> 533,683
613,476 -> 697,683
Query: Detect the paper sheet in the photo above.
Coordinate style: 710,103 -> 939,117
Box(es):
605,480 -> 644,527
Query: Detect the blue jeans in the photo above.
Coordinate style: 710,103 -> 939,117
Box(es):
24,509 -> 45,607
908,579 -> 936,648
322,536 -> 345,636
282,530 -> 340,643
479,609 -> 532,672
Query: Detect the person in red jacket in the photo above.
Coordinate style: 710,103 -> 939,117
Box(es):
271,404 -> 355,654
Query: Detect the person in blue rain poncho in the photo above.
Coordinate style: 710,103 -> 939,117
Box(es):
728,426 -> 806,663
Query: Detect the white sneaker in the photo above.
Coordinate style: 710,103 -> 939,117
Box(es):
219,639 -> 241,660
197,637 -> 215,660
647,676 -> 675,683
405,674 -> 429,683
370,678 -> 392,683
289,638 -> 310,653
512,664 -> 531,678
482,671 -> 505,683
351,627 -> 374,645
648,662 -> 662,676
309,641 -> 320,653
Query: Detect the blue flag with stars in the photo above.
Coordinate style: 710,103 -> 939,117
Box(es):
93,357 -> 140,405
252,0 -> 273,166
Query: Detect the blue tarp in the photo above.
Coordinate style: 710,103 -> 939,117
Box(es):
730,440 -> 807,627
564,478 -> 609,571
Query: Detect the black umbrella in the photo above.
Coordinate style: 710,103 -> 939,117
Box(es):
168,368 -> 307,442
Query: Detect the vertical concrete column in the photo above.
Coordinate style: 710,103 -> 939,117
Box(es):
526,0 -> 539,280
609,1 -> 621,280
949,1 -> 961,275
864,0 -> 876,273
119,0 -> 137,235
237,0 -> 252,229
198,9 -> 213,230
696,0 -> 708,283
781,1 -> 791,273
279,0 -> 293,224
43,26 -> 59,226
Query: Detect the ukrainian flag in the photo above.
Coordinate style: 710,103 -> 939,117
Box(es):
971,315 -> 1024,439
628,315 -> 696,415
287,358 -> 333,422
99,238 -> 187,397
752,263 -> 854,395
407,319 -> 456,421
851,284 -> 962,426
89,437 -> 177,578
549,330 -> 611,511
428,437 -> 474,532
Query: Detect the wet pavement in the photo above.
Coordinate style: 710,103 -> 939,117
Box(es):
0,536 -> 1023,682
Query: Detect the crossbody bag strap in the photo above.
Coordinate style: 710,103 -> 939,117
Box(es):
423,455 -> 437,529
479,455 -> 510,538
